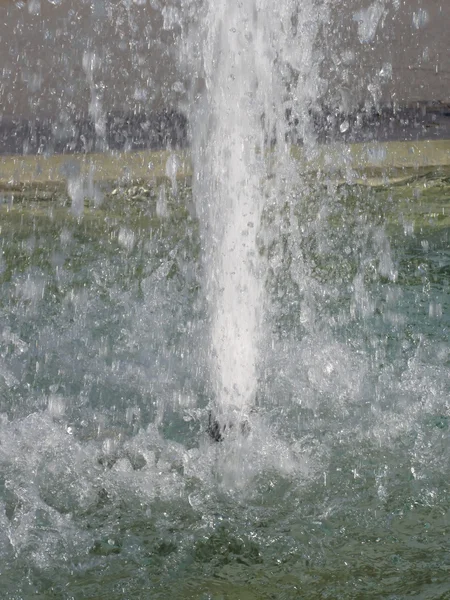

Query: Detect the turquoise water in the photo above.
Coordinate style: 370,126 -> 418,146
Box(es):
0,173 -> 449,598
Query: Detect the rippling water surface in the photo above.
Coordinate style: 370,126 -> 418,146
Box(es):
0,172 -> 449,598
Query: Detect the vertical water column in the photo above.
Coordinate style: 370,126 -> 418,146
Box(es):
184,0 -> 329,423
189,2 -> 266,420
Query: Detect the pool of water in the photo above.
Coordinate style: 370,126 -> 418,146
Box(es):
0,170 -> 449,598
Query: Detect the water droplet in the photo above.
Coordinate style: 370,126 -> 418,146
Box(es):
27,0 -> 40,16
413,8 -> 429,29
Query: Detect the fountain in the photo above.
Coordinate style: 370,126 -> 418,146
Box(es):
0,0 -> 450,598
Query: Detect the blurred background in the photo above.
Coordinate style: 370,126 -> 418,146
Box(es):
1,0 -> 449,152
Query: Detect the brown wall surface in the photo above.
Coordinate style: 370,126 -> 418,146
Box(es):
0,0 -> 449,122
0,0 -> 181,121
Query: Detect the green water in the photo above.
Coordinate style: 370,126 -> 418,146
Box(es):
0,172 -> 449,599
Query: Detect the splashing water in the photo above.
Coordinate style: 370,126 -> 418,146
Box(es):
2,1 -> 450,597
